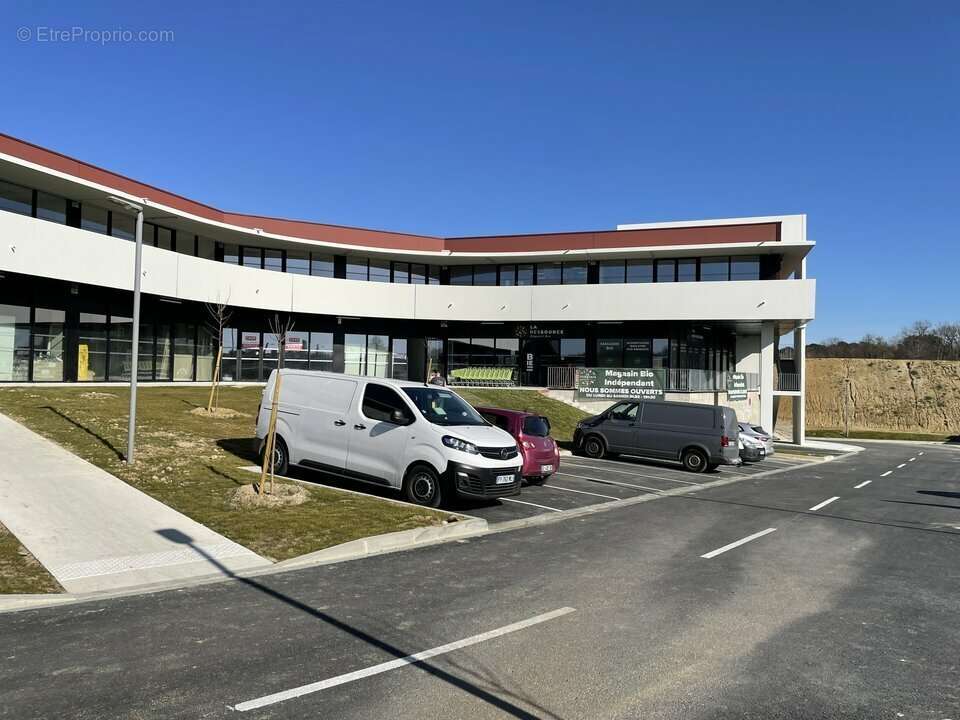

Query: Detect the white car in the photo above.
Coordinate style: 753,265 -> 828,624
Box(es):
738,433 -> 766,462
256,369 -> 522,507
738,422 -> 775,457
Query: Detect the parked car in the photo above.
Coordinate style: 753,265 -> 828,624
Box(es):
476,407 -> 560,484
738,422 -> 775,457
256,370 -> 522,507
572,399 -> 740,472
738,433 -> 765,463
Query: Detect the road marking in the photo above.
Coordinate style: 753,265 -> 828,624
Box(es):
499,497 -> 563,512
897,463 -> 906,469
234,607 -> 577,712
918,451 -> 924,456
908,457 -> 916,462
545,484 -> 621,500
809,496 -> 840,512
556,471 -> 663,494
701,528 -> 777,559
854,480 -> 871,489
881,471 -> 892,477
564,461 -> 699,484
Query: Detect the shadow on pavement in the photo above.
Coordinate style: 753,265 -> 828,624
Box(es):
155,528 -> 558,719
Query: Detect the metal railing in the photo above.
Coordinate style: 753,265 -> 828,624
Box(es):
777,372 -> 801,391
546,367 -> 762,393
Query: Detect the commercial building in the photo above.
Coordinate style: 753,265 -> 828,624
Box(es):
0,133 -> 814,442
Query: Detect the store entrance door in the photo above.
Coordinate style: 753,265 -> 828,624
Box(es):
520,338 -> 560,386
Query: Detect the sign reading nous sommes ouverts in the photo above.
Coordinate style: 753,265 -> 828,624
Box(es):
727,372 -> 748,401
575,368 -> 665,401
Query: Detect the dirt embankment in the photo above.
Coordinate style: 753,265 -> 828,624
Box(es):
796,358 -> 960,434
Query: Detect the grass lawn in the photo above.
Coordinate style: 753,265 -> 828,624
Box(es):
807,428 -> 958,442
455,388 -> 590,443
0,386 -> 448,562
0,522 -> 62,594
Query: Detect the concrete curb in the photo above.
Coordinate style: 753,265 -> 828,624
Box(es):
0,452 -> 853,615
810,436 -> 960,448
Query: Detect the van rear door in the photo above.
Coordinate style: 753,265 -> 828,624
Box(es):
298,375 -> 359,470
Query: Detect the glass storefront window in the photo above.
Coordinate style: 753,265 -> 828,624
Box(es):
286,250 -> 309,275
0,304 -> 30,381
0,180 -> 32,216
155,325 -> 172,381
308,332 -> 333,371
426,338 -> 443,376
391,338 -> 408,379
448,338 -> 471,369
239,331 -> 261,380
138,324 -> 156,381
623,339 -> 652,368
677,259 -> 697,282
220,328 -> 239,381
596,338 -> 622,367
599,260 -> 625,284
32,308 -> 65,381
36,192 -> 67,224
344,334 -> 366,375
310,253 -> 335,278
655,259 -> 676,282
346,259 -> 368,281
731,255 -> 760,281
473,265 -> 496,286
264,249 -> 283,272
495,338 -> 519,367
516,264 -> 534,286
196,327 -> 216,381
560,338 -> 586,364
626,260 -> 653,283
536,262 -> 562,285
262,332 -> 280,377
367,335 -> 389,377
174,324 -> 195,381
108,316 -> 134,381
80,205 -> 108,235
111,212 -> 136,241
450,267 -> 473,285
652,338 -> 670,369
78,313 -> 107,382
562,262 -> 587,285
283,332 -> 309,370
700,257 -> 729,281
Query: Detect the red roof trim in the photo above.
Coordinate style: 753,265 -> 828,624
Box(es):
0,132 -> 780,253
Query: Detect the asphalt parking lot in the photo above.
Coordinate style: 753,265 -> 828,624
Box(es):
462,451 -> 818,523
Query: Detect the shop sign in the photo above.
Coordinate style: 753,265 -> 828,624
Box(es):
241,332 -> 260,349
575,367 -> 664,401
727,372 -> 748,400
526,353 -> 534,371
285,335 -> 304,351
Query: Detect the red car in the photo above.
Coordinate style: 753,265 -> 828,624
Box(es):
476,407 -> 560,483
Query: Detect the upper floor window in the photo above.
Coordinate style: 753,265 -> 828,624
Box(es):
391,262 -> 409,284
410,264 -> 427,284
498,265 -> 516,286
730,255 -> 760,281
241,246 -> 261,269
310,252 -> 334,278
346,258 -> 368,281
626,260 -> 653,283
0,180 -> 31,216
110,212 -> 136,241
655,259 -> 676,283
473,265 -> 496,286
599,260 -> 626,284
677,258 -> 697,282
562,262 -> 587,285
264,249 -> 283,272
369,259 -> 390,283
536,262 -> 562,285
157,227 -> 173,251
80,204 -> 108,235
176,231 -> 196,256
36,192 -> 66,224
516,264 -> 534,286
286,249 -> 309,275
223,243 -> 240,265
700,256 -> 729,281
450,266 -> 473,286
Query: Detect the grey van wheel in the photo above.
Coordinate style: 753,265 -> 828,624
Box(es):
262,436 -> 289,476
583,435 -> 606,459
403,464 -> 443,508
681,448 -> 708,473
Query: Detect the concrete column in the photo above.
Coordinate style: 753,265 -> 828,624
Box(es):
760,321 -> 775,435
793,324 -> 806,445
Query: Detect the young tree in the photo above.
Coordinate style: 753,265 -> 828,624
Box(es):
259,314 -> 295,495
204,294 -> 232,413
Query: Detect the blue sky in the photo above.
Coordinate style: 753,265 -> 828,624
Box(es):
3,1 -> 957,342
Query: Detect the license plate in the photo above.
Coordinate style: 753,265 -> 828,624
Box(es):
541,464 -> 554,473
496,474 -> 515,485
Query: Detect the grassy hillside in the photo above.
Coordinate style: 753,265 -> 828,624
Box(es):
777,358 -> 960,440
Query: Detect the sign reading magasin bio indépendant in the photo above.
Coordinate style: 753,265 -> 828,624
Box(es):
575,368 -> 665,401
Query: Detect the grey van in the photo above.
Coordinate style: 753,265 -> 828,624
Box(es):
572,399 -> 740,472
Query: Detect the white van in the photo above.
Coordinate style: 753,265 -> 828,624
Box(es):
255,369 -> 522,507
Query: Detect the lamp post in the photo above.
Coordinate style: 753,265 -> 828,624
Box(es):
108,196 -> 145,463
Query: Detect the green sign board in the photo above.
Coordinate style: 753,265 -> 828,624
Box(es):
727,372 -> 748,401
575,367 -> 664,401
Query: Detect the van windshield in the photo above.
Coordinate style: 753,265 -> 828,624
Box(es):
402,387 -> 487,427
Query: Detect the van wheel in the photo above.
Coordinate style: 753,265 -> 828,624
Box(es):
403,464 -> 443,508
681,448 -> 708,473
583,435 -> 606,459
262,436 -> 289,476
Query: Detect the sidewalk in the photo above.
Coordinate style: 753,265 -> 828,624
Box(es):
0,413 -> 270,594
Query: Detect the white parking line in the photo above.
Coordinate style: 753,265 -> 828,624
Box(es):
545,483 -> 621,501
499,497 -> 564,513
556,471 -> 663,494
854,480 -> 871,489
908,457 -> 916,462
701,528 -> 777,559
563,461 -> 699,485
918,451 -> 925,456
234,607 -> 577,712
881,471 -> 892,477
897,463 -> 906,469
809,496 -> 840,512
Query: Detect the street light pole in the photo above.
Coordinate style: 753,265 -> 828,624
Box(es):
108,196 -> 145,463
